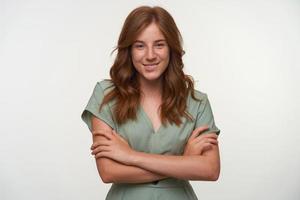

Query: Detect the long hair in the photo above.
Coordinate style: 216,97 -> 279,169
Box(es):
100,5 -> 201,127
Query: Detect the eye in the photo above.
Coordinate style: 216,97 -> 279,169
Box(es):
155,43 -> 165,48
134,44 -> 144,49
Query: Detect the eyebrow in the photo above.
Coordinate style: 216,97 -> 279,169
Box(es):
134,39 -> 166,43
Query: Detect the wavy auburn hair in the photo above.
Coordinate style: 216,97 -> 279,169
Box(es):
100,5 -> 201,127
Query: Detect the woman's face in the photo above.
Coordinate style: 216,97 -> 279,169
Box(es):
131,22 -> 170,83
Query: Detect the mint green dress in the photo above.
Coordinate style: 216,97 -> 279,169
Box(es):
81,79 -> 220,200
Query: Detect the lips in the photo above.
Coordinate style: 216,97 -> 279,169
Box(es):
143,63 -> 159,71
144,63 -> 159,72
143,62 -> 159,66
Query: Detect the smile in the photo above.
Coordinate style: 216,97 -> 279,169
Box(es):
143,62 -> 159,66
143,63 -> 159,71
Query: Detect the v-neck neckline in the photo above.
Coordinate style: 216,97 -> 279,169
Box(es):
139,105 -> 162,134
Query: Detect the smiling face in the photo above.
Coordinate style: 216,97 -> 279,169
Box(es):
131,22 -> 170,84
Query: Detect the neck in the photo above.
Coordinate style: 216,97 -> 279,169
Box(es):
138,76 -> 163,99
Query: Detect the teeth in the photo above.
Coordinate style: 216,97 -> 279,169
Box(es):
144,63 -> 157,71
144,63 -> 158,66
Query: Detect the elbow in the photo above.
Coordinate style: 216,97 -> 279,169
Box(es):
100,173 -> 113,184
194,162 -> 220,181
98,167 -> 113,184
208,170 -> 220,181
193,166 -> 220,181
208,165 -> 220,181
95,158 -> 118,184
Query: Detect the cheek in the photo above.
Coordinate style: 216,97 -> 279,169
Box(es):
131,54 -> 143,72
131,51 -> 144,62
160,49 -> 170,61
165,53 -> 170,62
161,52 -> 170,65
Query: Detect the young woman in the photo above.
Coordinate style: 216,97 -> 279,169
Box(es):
81,5 -> 220,200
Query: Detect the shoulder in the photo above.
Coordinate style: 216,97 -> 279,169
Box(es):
96,79 -> 115,94
188,88 -> 208,105
193,89 -> 208,100
186,88 -> 208,115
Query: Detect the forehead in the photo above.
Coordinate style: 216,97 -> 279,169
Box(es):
134,22 -> 166,42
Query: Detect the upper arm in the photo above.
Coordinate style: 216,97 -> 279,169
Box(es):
91,115 -> 112,140
194,94 -> 221,180
195,93 -> 220,135
80,81 -> 118,183
91,115 -> 115,183
81,82 -> 116,132
201,133 -> 220,180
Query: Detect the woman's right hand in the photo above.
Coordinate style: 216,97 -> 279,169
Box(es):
183,126 -> 218,156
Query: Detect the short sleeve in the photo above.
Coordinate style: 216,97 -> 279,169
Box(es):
195,94 -> 220,135
81,82 -> 116,132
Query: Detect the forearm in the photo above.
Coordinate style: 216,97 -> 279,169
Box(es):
129,148 -> 219,181
97,158 -> 168,184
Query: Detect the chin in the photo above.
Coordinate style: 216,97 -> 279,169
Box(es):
141,73 -> 162,82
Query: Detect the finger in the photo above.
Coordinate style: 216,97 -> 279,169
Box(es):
90,136 -> 109,150
92,129 -> 111,135
91,146 -> 110,155
190,133 -> 217,145
197,133 -> 218,140
188,131 -> 199,141
205,138 -> 218,145
92,129 -> 113,135
194,141 -> 212,150
195,137 -> 218,145
189,125 -> 209,141
199,133 -> 218,140
94,151 -> 109,159
198,142 -> 217,153
188,127 -> 207,142
92,129 -> 113,136
90,140 -> 111,150
195,125 -> 209,133
201,143 -> 213,153
207,139 -> 218,145
92,129 -> 113,140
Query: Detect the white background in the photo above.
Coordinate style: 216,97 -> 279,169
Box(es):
1,0 -> 299,199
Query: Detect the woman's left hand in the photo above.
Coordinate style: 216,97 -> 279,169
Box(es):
90,129 -> 135,165
183,126 -> 218,156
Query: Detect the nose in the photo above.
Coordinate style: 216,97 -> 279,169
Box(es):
146,47 -> 157,61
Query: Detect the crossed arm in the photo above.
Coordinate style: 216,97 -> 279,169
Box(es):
91,116 -> 220,184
